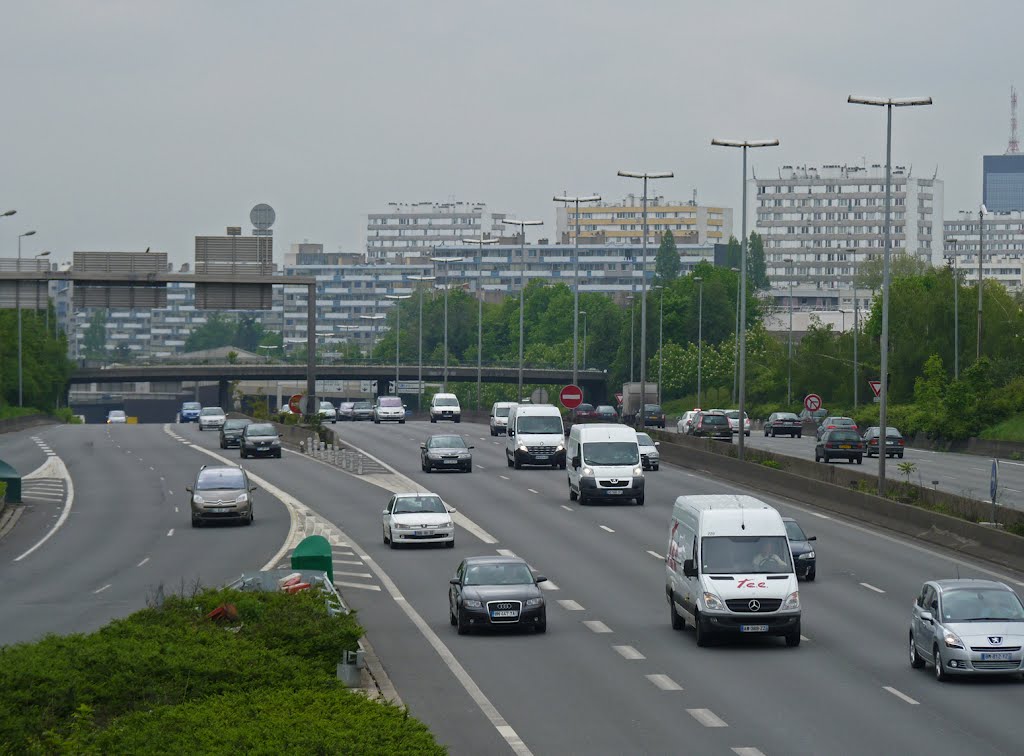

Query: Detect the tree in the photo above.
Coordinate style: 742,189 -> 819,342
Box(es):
655,230 -> 680,282
234,316 -> 265,352
83,310 -> 108,360
185,313 -> 238,352
747,232 -> 769,291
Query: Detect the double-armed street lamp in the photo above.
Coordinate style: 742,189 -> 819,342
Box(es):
693,276 -> 704,408
17,229 -> 38,407
848,93 -> 932,494
407,274 -> 436,412
359,313 -> 387,365
784,258 -> 795,406
712,139 -> 779,461
501,218 -> 543,401
580,310 -> 588,370
553,193 -> 602,387
384,294 -> 412,397
463,237 -> 499,410
431,256 -> 464,392
946,238 -> 960,380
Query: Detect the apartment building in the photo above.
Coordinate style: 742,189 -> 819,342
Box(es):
555,196 -> 732,246
365,201 -> 508,261
944,211 -> 1024,291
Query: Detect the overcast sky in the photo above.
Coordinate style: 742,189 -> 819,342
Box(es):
2,1 -> 1019,265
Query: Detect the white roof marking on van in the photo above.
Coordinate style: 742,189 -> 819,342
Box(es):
672,495 -> 785,535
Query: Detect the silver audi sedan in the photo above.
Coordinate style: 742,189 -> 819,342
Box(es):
910,579 -> 1024,681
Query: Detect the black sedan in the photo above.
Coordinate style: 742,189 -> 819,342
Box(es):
449,556 -> 548,634
814,429 -> 864,464
783,517 -> 817,581
421,434 -> 473,473
691,411 -> 732,442
219,418 -> 251,448
594,405 -> 619,422
862,426 -> 906,458
571,403 -> 598,423
240,422 -> 283,459
764,412 -> 802,438
642,404 -> 666,428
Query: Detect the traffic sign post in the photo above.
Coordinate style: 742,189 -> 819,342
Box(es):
559,384 -> 584,410
288,394 -> 304,415
990,459 -> 999,523
803,394 -> 822,413
530,388 -> 549,404
868,380 -> 882,398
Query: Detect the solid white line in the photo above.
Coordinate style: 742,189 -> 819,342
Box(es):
333,570 -> 374,578
583,620 -> 612,633
527,488 -> 539,494
647,550 -> 664,560
539,580 -> 559,591
499,475 -> 510,480
600,525 -> 615,533
860,582 -> 886,594
732,749 -> 767,756
137,557 -> 150,567
93,584 -> 111,594
23,493 -> 64,501
333,559 -> 365,566
810,512 -> 831,519
883,686 -> 919,705
334,581 -> 382,592
477,465 -> 486,470
149,466 -> 154,471
646,674 -> 682,690
561,505 -> 574,511
174,507 -> 179,513
614,645 -> 646,660
14,455 -> 76,563
557,599 -> 584,611
688,708 -> 728,728
497,549 -> 517,557
167,529 -> 174,537
332,550 -> 357,557
168,490 -> 174,496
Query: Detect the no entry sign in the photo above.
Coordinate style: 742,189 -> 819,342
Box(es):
559,385 -> 584,410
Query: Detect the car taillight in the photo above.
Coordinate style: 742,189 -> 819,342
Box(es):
827,424 -> 836,429
851,425 -> 858,431
898,439 -> 905,445
869,439 -> 878,445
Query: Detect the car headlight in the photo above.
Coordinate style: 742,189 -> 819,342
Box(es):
783,591 -> 800,610
702,591 -> 725,611
458,452 -> 470,458
463,599 -> 483,609
556,442 -> 565,451
582,466 -> 594,476
633,466 -> 643,476
525,597 -> 544,607
804,551 -> 815,559
235,493 -> 249,504
192,495 -> 205,505
944,630 -> 964,649
428,453 -> 441,460
271,439 -> 281,446
517,443 -> 528,451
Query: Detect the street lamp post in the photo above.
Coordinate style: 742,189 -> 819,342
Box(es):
712,139 -> 779,461
627,295 -> 635,383
656,285 -> 664,405
848,93 -> 932,495
553,194 -> 601,387
784,258 -> 794,406
850,248 -> 859,409
580,310 -> 588,370
947,238 -> 960,380
384,294 -> 411,396
431,256 -> 464,392
408,274 -> 436,413
730,266 -> 740,404
694,277 -> 704,407
17,230 -> 37,407
359,314 -> 386,366
34,251 -> 51,333
463,237 -> 499,410
501,218 -> 543,401
977,205 -> 987,361
617,170 -> 673,420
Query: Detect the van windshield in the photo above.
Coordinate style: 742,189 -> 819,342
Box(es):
434,397 -> 459,407
583,441 -> 639,466
517,416 -> 563,434
701,535 -> 793,574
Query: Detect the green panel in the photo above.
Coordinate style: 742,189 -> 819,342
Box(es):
290,535 -> 333,583
0,459 -> 22,504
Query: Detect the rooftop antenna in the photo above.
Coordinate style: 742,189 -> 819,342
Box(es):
1008,86 -> 1020,154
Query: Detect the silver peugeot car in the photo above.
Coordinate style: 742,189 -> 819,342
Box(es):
910,579 -> 1024,681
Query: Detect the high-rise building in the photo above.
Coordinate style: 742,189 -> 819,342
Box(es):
365,201 -> 507,261
555,196 -> 732,246
983,154 -> 1024,213
943,211 -> 1024,291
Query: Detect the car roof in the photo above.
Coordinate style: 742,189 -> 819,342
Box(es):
932,579 -> 1012,592
198,464 -> 245,475
394,492 -> 442,499
463,555 -> 528,566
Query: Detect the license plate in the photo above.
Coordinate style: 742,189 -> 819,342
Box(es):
491,610 -> 517,618
444,459 -> 458,465
258,445 -> 269,450
740,624 -> 769,633
413,531 -> 430,536
839,444 -> 851,449
534,455 -> 549,461
212,507 -> 229,513
980,652 -> 1012,661
607,489 -> 623,496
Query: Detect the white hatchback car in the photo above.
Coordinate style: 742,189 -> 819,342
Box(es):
636,432 -> 660,471
198,406 -> 227,431
677,410 -> 700,435
382,493 -> 455,549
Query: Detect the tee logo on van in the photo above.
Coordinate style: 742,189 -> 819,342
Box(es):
737,579 -> 768,589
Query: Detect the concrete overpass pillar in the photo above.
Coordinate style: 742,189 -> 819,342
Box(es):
218,380 -> 231,411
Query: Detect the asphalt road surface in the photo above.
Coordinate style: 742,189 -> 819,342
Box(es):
2,419 -> 1022,755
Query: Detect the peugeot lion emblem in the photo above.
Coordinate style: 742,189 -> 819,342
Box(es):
748,599 -> 761,612
989,636 -> 1003,645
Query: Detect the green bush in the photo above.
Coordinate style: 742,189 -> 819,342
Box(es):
52,407 -> 82,424
0,481 -> 6,499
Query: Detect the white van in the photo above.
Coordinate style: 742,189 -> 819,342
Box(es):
489,401 -> 517,436
567,424 -> 644,505
430,393 -> 461,423
505,404 -> 565,469
665,495 -> 801,647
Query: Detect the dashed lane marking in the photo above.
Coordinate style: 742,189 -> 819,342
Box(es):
800,635 -> 810,642
499,475 -> 510,480
557,600 -> 584,611
335,581 -> 383,592
561,505 -> 574,511
883,686 -> 919,705
527,488 -> 539,494
334,570 -> 374,579
334,559 -> 365,566
732,749 -> 767,756
583,620 -> 612,633
647,550 -> 664,560
860,582 -> 886,594
167,529 -> 174,537
539,580 -> 559,591
614,645 -> 646,660
688,709 -> 728,728
137,557 -> 150,567
497,549 -> 517,557
93,584 -> 111,594
646,674 -> 682,690
599,525 -> 615,533
810,512 -> 832,519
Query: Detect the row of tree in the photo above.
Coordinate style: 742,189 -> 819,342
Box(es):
0,307 -> 73,411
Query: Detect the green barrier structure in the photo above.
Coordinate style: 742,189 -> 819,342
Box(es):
0,460 -> 21,504
291,534 -> 333,583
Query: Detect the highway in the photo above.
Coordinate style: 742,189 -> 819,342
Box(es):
2,418 -> 1022,755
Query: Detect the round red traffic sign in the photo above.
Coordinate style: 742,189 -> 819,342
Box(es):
559,384 -> 584,410
288,393 -> 304,414
803,393 -> 822,412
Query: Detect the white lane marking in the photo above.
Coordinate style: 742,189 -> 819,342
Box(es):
160,476 -> 165,481
175,506 -> 179,513
583,620 -> 612,633
527,488 -> 539,494
93,584 -> 111,594
539,580 -> 559,591
334,559 -> 365,566
497,549 -> 517,557
800,634 -> 810,642
647,550 -> 664,560
14,456 -> 75,563
561,505 -> 574,511
883,686 -> 919,705
499,475 -> 510,480
646,674 -> 682,690
810,512 -> 832,519
860,582 -> 886,594
333,570 -> 374,578
557,599 -> 584,611
477,465 -> 486,470
22,492 -> 64,501
688,708 -> 728,728
137,557 -> 150,567
168,490 -> 174,496
733,749 -> 767,756
614,645 -> 646,660
332,550 -> 357,557
334,581 -> 383,592
167,529 -> 174,537
599,525 -> 615,533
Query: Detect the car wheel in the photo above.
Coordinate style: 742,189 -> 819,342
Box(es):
191,516 -> 201,528
425,464 -> 432,473
400,419 -> 405,424
805,568 -> 816,582
823,454 -> 831,463
450,606 -> 457,626
934,645 -> 948,681
389,532 -> 398,549
245,510 -> 254,526
506,454 -> 514,468
535,615 -> 547,634
652,464 -> 659,471
797,433 -> 802,438
374,418 -> 380,424
578,491 -> 588,506
898,453 -> 904,458
785,622 -> 802,647
465,463 -> 472,473
745,431 -> 750,437
383,527 -> 390,545
431,417 -> 437,423
814,451 -> 820,462
241,450 -> 248,459
910,633 -> 925,669
569,487 -> 578,501
670,593 -> 686,630
695,612 -> 711,647
513,454 -> 522,470
456,608 -> 469,635
856,456 -> 863,465
446,539 -> 455,548
635,495 -> 644,506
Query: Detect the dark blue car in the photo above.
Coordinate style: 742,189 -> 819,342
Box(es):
784,517 -> 816,581
180,401 -> 202,423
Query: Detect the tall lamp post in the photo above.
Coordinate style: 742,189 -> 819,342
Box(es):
946,238 -> 960,379
617,170 -> 673,420
384,294 -> 411,396
730,266 -> 740,404
501,218 -> 543,401
359,314 -> 387,366
977,204 -> 987,361
655,285 -> 664,405
712,138 -> 779,461
17,229 -> 38,407
627,295 -> 635,383
553,193 -> 601,387
849,248 -> 859,409
35,252 -> 51,333
783,258 -> 795,405
848,93 -> 932,495
431,256 -> 464,392
463,236 -> 499,410
694,276 -> 704,407
408,274 -> 436,413
580,310 -> 588,370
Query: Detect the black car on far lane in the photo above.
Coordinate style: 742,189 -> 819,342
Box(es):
240,422 -> 283,459
862,426 -> 906,458
449,556 -> 548,635
219,418 -> 251,449
642,404 -> 666,428
594,405 -> 619,422
783,517 -> 817,581
571,403 -> 598,423
691,411 -> 732,442
764,412 -> 802,438
814,429 -> 864,464
421,434 -> 474,473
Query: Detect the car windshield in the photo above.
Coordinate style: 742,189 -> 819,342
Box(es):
775,413 -> 799,421
784,521 -> 807,541
517,416 -> 563,434
829,430 -> 861,442
393,495 -> 447,515
576,404 -> 594,412
354,401 -> 372,409
644,405 -> 662,413
582,441 -> 639,466
597,406 -> 616,413
701,414 -> 728,426
495,406 -> 512,417
246,424 -> 277,436
196,469 -> 245,491
434,397 -> 459,407
464,562 -> 535,586
829,418 -> 855,426
428,435 -> 466,449
223,419 -> 249,430
379,397 -> 402,407
867,427 -> 902,438
319,402 -> 334,409
109,411 -> 125,418
701,535 -> 794,574
183,403 -> 201,410
340,403 -> 354,409
201,407 -> 224,416
636,433 -> 654,446
726,410 -> 748,420
941,588 -> 1024,622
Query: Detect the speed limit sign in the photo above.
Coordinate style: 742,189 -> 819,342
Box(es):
803,394 -> 822,413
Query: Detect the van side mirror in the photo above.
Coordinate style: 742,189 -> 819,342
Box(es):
467,445 -> 475,449
534,575 -> 548,584
449,578 -> 461,586
683,559 -> 697,578
419,443 -> 426,449
572,455 -> 581,469
185,486 -> 193,494
654,441 -> 661,447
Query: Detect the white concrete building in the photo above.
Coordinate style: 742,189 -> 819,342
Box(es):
365,201 -> 508,261
944,212 -> 1024,291
555,196 -> 732,246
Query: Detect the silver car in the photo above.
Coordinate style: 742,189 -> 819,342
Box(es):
910,579 -> 1024,681
187,465 -> 255,527
198,406 -> 227,431
636,432 -> 660,471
